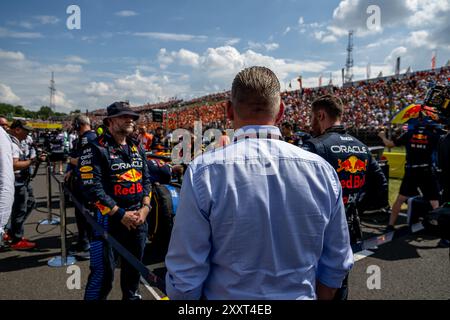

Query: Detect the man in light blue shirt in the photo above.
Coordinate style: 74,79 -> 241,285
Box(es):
165,66 -> 353,300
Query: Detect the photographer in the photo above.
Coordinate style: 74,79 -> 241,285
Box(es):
4,120 -> 45,250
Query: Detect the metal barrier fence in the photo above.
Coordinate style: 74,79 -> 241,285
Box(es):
47,172 -> 76,267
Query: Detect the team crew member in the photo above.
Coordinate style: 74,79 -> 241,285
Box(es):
378,119 -> 441,230
165,67 -> 353,300
439,128 -> 450,203
79,102 -> 152,300
303,95 -> 388,300
66,115 -> 97,255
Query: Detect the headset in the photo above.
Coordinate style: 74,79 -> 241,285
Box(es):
72,115 -> 90,132
72,117 -> 81,131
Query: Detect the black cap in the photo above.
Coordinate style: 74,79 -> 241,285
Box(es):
10,119 -> 33,131
104,101 -> 139,122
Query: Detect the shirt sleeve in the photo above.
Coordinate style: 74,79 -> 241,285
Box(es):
165,165 -> 211,300
11,143 -> 20,159
317,169 -> 354,288
393,131 -> 408,146
0,131 -> 15,230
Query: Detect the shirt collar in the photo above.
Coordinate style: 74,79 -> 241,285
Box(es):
233,125 -> 282,142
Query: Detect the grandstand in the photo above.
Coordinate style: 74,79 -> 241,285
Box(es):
86,66 -> 449,135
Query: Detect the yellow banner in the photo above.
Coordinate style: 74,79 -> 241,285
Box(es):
26,122 -> 63,129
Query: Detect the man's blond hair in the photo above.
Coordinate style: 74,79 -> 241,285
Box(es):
231,66 -> 281,118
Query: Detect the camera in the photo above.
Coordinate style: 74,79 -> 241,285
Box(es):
423,82 -> 450,124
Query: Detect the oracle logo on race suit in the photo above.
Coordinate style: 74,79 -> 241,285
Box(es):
331,145 -> 367,154
111,161 -> 143,171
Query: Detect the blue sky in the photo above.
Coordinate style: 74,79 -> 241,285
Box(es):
0,0 -> 449,111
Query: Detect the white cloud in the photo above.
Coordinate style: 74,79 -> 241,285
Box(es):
384,46 -> 408,65
407,30 -> 431,48
64,55 -> 88,64
43,64 -> 83,74
298,16 -> 305,25
157,48 -> 200,69
406,0 -> 450,28
115,10 -> 139,17
247,41 -> 279,51
223,38 -> 241,46
0,83 -> 20,104
34,16 -> 60,25
133,32 -> 208,42
0,49 -> 25,61
6,21 -> 34,29
85,82 -> 110,97
282,27 -> 291,36
157,46 -> 332,86
0,27 -> 43,39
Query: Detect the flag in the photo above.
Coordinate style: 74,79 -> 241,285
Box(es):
318,74 -> 322,87
297,76 -> 302,89
289,81 -> 292,89
431,51 -> 436,69
406,66 -> 411,74
377,71 -> 383,78
391,104 -> 439,124
341,68 -> 345,85
328,73 -> 333,86
366,63 -> 371,79
395,57 -> 401,75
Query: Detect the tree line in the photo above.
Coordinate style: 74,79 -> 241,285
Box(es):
0,103 -> 81,120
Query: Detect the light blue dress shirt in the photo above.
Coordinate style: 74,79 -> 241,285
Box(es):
165,125 -> 353,300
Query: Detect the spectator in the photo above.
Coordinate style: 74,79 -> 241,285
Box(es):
217,129 -> 230,147
0,118 -> 14,250
165,66 -> 353,300
137,125 -> 153,151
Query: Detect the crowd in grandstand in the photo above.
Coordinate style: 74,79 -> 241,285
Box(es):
87,67 -> 449,135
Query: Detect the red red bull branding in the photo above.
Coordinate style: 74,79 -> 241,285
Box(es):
114,183 -> 143,196
336,156 -> 368,174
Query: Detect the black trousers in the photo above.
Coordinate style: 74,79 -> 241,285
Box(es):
84,211 -> 148,300
8,184 -> 35,242
72,189 -> 92,248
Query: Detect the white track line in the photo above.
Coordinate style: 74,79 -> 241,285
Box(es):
353,249 -> 374,262
148,262 -> 166,271
140,276 -> 164,300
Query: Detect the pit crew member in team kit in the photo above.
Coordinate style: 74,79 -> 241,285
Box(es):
79,101 -> 152,300
303,95 -> 388,300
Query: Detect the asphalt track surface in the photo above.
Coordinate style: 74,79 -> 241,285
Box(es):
1,168 -> 449,300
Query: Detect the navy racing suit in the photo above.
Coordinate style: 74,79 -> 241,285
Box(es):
79,131 -> 152,300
